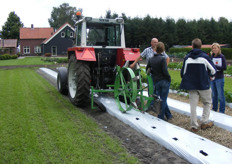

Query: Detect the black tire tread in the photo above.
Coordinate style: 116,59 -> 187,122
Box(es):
68,55 -> 91,107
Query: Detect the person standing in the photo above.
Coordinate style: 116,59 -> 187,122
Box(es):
210,43 -> 227,113
146,42 -> 173,120
180,38 -> 216,132
130,38 -> 170,69
130,38 -> 170,112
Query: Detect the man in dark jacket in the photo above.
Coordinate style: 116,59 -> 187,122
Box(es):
180,38 -> 216,132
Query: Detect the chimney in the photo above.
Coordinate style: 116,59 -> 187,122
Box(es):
31,24 -> 34,29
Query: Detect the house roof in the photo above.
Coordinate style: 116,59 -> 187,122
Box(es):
42,23 -> 75,44
0,39 -> 17,48
20,27 -> 54,39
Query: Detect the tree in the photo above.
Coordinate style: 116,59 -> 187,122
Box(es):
1,11 -> 23,40
48,3 -> 77,30
161,18 -> 177,49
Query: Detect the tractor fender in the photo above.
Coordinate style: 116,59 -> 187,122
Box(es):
68,47 -> 96,61
117,48 -> 140,67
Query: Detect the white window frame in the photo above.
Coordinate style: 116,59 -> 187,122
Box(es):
34,46 -> 41,53
51,46 -> 57,56
23,46 -> 30,54
61,32 -> 65,38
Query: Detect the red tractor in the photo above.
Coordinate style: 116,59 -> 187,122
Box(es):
57,12 -> 154,112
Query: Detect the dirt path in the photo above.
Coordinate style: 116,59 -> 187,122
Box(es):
36,68 -> 189,164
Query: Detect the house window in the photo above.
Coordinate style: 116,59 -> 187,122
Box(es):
70,32 -> 73,37
51,46 -> 57,56
34,46 -> 41,53
23,46 -> 30,54
61,32 -> 65,38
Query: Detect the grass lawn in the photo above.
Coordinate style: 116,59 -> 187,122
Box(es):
0,68 -> 139,163
169,70 -> 232,92
0,56 -> 54,66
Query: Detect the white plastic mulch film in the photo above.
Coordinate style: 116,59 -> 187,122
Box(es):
40,68 -> 232,164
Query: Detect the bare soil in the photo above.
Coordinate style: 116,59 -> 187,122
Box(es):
166,93 -> 232,149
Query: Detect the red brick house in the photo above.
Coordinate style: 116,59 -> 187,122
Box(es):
0,39 -> 18,55
20,25 -> 54,55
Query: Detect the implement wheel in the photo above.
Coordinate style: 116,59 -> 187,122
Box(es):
68,55 -> 91,106
114,66 -> 137,112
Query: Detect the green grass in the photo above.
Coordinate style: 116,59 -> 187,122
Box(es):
0,68 -> 139,163
169,70 -> 232,92
0,57 -> 54,66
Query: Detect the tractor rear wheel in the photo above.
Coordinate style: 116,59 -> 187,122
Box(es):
68,55 -> 91,106
57,67 -> 68,95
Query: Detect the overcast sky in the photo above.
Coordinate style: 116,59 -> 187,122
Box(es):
1,0 -> 232,30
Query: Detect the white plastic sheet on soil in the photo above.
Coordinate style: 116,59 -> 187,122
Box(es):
40,67 -> 232,164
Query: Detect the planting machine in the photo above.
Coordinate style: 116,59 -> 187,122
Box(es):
57,11 -> 155,112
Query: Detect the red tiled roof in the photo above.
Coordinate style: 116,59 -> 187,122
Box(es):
20,27 -> 54,39
0,39 -> 17,48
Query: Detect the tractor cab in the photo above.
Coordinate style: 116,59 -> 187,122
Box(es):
74,16 -> 125,48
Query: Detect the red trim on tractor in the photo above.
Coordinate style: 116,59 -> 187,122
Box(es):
68,47 -> 96,61
116,48 -> 140,67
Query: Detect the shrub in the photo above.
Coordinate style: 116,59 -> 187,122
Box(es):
225,91 -> 232,103
0,54 -> 18,60
224,65 -> 232,75
169,48 -> 232,59
168,62 -> 183,69
222,48 -> 232,60
41,57 -> 68,63
44,53 -> 51,57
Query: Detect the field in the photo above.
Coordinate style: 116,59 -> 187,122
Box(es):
0,67 -> 139,163
1,57 -> 231,163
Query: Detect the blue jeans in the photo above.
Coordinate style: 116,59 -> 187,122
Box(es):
211,78 -> 226,113
154,80 -> 172,120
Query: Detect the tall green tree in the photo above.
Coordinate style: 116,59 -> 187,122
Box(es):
48,3 -> 77,30
161,17 -> 177,49
217,17 -> 230,43
176,19 -> 188,44
1,11 -> 23,40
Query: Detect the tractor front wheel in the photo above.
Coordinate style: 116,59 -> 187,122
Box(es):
68,55 -> 91,106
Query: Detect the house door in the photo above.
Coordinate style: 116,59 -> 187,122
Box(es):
51,46 -> 57,56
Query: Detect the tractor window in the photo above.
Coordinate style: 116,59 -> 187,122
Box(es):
86,23 -> 121,46
76,23 -> 82,46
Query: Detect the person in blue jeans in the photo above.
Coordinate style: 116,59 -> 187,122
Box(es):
129,38 -> 170,110
210,43 -> 227,113
146,42 -> 172,121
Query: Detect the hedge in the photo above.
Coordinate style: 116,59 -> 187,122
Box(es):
169,48 -> 232,59
0,54 -> 18,60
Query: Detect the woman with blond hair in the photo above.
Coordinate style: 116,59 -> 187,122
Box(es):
210,43 -> 227,113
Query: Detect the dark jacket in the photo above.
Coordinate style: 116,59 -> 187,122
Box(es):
180,49 -> 216,90
146,54 -> 171,83
211,53 -> 227,79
